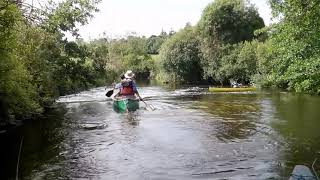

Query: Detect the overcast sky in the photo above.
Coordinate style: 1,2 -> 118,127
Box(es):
73,0 -> 272,40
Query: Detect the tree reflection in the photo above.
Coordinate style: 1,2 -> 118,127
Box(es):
270,93 -> 320,177
124,112 -> 140,126
20,105 -> 68,179
196,93 -> 260,141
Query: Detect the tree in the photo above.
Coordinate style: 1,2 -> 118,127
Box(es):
106,36 -> 156,79
197,0 -> 265,81
218,41 -> 259,85
44,0 -> 101,37
267,0 -> 320,94
159,26 -> 202,83
0,2 -> 41,123
0,0 -> 102,125
16,25 -> 60,106
145,35 -> 166,54
88,39 -> 109,76
198,0 -> 264,44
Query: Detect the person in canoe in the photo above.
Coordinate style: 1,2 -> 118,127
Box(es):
113,70 -> 143,100
108,70 -> 155,111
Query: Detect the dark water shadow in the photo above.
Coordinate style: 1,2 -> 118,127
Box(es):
269,93 -> 320,177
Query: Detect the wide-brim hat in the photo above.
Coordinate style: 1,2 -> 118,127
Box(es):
124,70 -> 135,79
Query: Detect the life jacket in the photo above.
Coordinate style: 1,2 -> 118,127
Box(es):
119,79 -> 134,96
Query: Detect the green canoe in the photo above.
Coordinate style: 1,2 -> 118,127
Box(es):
113,98 -> 139,112
209,87 -> 256,92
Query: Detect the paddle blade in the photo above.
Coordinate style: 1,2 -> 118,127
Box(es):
111,89 -> 120,98
106,89 -> 114,97
142,100 -> 155,111
148,104 -> 156,111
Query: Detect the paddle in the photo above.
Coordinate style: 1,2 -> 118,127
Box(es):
105,89 -> 114,97
140,99 -> 155,111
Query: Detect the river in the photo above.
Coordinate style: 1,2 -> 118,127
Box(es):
1,84 -> 320,179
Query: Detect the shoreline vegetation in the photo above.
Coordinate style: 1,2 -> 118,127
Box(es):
1,0 -> 319,126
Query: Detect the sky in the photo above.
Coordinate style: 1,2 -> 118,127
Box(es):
74,0 -> 272,40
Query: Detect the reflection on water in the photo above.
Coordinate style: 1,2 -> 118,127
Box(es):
270,93 -> 320,177
1,86 -> 320,179
195,94 -> 260,141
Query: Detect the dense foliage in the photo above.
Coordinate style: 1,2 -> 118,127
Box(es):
217,41 -> 259,85
0,0 -> 108,125
158,0 -> 265,85
145,32 -> 169,54
197,0 -> 264,84
108,36 -> 155,78
0,2 -> 41,121
198,0 -> 264,44
159,25 -> 202,83
265,0 -> 320,94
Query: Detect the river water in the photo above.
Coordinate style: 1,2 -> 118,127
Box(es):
2,84 -> 320,179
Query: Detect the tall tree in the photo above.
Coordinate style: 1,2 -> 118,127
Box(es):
159,26 -> 202,83
0,0 -> 102,124
198,0 -> 264,44
267,0 -> 320,94
0,1 -> 41,123
44,0 -> 101,37
197,0 -> 265,81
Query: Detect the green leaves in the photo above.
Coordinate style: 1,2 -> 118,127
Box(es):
198,0 -> 264,45
43,0 -> 101,37
159,26 -> 202,83
0,0 -> 103,123
197,0 -> 265,84
0,3 -> 41,122
266,0 -> 320,94
145,35 -> 166,54
106,36 -> 156,77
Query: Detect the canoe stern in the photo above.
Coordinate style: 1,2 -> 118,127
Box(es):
113,98 -> 140,112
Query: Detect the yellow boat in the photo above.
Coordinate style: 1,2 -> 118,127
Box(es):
209,87 -> 256,92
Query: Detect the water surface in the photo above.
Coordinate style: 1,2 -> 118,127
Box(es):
2,85 -> 320,179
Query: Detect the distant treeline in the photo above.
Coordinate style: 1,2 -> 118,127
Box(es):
1,0 -> 319,125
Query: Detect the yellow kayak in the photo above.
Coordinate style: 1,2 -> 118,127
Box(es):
209,87 -> 256,92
